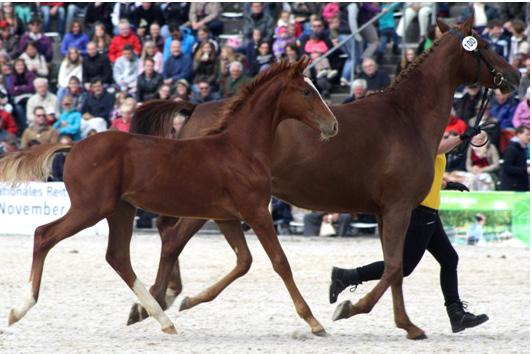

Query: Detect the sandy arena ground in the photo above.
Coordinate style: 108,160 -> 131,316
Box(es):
0,233 -> 529,354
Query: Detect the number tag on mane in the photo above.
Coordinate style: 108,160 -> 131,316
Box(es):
462,36 -> 478,51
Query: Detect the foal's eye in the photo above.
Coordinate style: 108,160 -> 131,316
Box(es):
303,89 -> 310,96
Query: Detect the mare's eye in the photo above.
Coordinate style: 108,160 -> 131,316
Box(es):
303,89 -> 310,96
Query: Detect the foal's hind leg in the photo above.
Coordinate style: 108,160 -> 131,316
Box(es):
106,201 -> 176,334
180,220 -> 252,311
9,208 -> 102,325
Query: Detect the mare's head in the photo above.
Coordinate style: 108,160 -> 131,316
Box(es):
437,15 -> 520,93
278,58 -> 338,139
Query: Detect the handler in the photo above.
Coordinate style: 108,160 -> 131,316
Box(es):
329,127 -> 489,333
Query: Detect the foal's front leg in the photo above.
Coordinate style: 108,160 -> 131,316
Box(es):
244,208 -> 326,336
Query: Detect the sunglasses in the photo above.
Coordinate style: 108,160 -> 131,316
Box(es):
199,87 -> 209,90
35,114 -> 46,117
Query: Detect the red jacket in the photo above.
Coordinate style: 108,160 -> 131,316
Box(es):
108,33 -> 142,63
0,110 -> 17,135
445,115 -> 467,135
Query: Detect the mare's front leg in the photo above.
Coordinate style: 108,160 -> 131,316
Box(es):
333,208 -> 426,339
243,208 -> 326,336
180,220 -> 252,311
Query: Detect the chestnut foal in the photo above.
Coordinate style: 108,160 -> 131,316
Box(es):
1,59 -> 338,335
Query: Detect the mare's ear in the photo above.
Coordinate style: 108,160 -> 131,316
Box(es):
436,18 -> 450,34
461,13 -> 474,35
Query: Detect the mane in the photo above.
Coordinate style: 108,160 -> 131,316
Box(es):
129,99 -> 196,137
204,58 -> 310,135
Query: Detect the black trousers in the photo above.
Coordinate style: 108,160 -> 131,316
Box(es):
303,212 -> 353,237
357,206 -> 460,305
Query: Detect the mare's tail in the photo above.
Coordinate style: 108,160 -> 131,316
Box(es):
129,99 -> 196,138
0,144 -> 72,185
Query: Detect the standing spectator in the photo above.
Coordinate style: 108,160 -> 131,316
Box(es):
508,20 -> 529,67
40,2 -> 65,35
0,21 -> 19,59
111,101 -> 135,132
343,79 -> 368,104
139,41 -> 163,74
243,3 -> 275,43
58,76 -> 86,113
18,17 -> 53,62
26,77 -> 58,126
84,3 -> 113,36
396,3 -> 432,41
53,95 -> 82,141
191,81 -> 219,104
81,79 -> 115,125
376,3 -> 400,64
19,41 -> 48,78
57,47 -> 83,96
163,40 -> 192,87
108,19 -> 142,63
131,2 -> 164,38
144,23 -> 165,53
82,41 -> 113,89
91,22 -> 112,56
163,24 -> 195,61
136,58 -> 163,102
513,88 -> 530,128
499,125 -> 530,191
60,19 -> 89,56
20,106 -> 59,149
455,84 -> 483,123
113,45 -> 139,93
220,61 -> 249,98
0,106 -> 17,137
396,48 -> 416,74
483,20 -> 511,61
7,59 -> 35,132
357,58 -> 390,92
189,3 -> 223,36
161,3 -> 190,37
192,42 -> 218,89
0,3 -> 25,36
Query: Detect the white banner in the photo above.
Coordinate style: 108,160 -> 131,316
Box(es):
0,182 -> 108,235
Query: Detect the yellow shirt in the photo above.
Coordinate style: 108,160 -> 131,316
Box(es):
420,154 -> 446,210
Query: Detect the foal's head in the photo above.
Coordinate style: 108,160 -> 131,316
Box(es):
437,14 -> 520,93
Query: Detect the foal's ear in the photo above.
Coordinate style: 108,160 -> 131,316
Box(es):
436,18 -> 450,34
461,13 -> 474,35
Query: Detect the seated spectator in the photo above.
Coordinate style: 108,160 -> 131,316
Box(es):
111,101 -> 135,132
461,2 -> 499,33
131,2 -> 164,38
163,24 -> 195,60
82,41 -> 113,90
139,41 -> 163,74
483,20 -> 510,61
144,23 -> 165,53
396,48 -> 416,75
243,29 -> 262,75
19,41 -> 48,78
518,58 -> 529,100
396,3 -> 432,41
84,4 -> 114,35
301,18 -> 333,55
60,19 -> 89,57
49,135 -> 72,182
508,20 -> 529,67
192,25 -> 219,56
513,88 -> 530,128
113,44 -> 139,93
20,106 -> 58,149
171,113 -> 186,138
499,125 -> 530,191
271,198 -> 294,236
192,42 -> 218,89
91,22 -> 112,56
81,79 -> 115,125
416,24 -> 441,55
163,40 -> 192,87
109,91 -> 129,122
108,19 -> 142,63
249,41 -> 274,77
57,47 -> 83,97
272,24 -> 297,60
189,3 -> 223,36
155,83 -> 173,100
161,3 -> 190,37
0,21 -> 19,59
0,106 -> 17,138
283,43 -> 300,63
303,212 -> 354,237
0,83 -> 13,114
26,77 -> 58,126
243,3 -> 274,43
191,81 -> 219,104
8,59 -> 35,132
1,3 -> 25,36
220,61 -> 249,98
462,132 -> 500,191
357,58 -> 391,92
455,84 -> 482,123
0,132 -> 17,155
53,95 -> 82,141
376,3 -> 400,64
216,45 -> 242,84
40,2 -> 65,35
343,79 -> 368,104
80,112 -> 107,139
308,51 -> 337,97
18,17 -> 53,62
136,58 -> 163,102
490,88 -> 519,151
58,76 -> 86,113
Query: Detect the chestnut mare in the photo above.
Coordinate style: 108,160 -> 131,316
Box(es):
0,59 -> 338,335
128,18 -> 520,339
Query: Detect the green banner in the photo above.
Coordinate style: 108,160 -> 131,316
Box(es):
439,191 -> 530,246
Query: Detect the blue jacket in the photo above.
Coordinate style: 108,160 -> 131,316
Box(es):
61,32 -> 90,56
490,97 -> 518,129
163,27 -> 195,61
163,53 -> 192,81
53,109 -> 82,141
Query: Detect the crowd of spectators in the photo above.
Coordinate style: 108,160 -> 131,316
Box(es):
0,2 -> 528,232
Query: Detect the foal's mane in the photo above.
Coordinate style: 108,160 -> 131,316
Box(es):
204,58 -> 310,135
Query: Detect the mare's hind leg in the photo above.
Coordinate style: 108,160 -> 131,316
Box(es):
333,208 -> 425,339
180,220 -> 252,311
244,208 -> 325,336
106,201 -> 176,334
9,208 -> 103,325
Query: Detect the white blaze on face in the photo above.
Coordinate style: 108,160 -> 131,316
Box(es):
132,279 -> 174,330
12,282 -> 36,320
303,77 -> 335,118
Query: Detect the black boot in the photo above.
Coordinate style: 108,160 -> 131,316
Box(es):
329,267 -> 361,304
446,301 -> 489,333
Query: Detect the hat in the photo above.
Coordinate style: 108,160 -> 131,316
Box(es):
176,79 -> 189,89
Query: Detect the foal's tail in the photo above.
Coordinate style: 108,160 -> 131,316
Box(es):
0,143 -> 72,185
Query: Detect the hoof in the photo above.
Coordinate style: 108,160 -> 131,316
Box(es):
408,332 -> 428,340
179,297 -> 190,312
312,328 -> 328,337
8,309 -> 19,326
161,325 -> 177,335
332,300 -> 352,321
127,303 -> 149,326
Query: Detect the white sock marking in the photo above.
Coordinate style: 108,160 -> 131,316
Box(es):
132,279 -> 173,329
